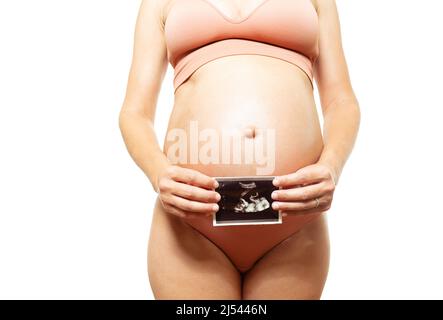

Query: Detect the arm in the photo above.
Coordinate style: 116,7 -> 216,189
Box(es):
272,0 -> 360,214
118,0 -> 170,192
119,0 -> 219,217
314,0 -> 361,185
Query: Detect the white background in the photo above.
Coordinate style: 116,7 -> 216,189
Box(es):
0,0 -> 442,299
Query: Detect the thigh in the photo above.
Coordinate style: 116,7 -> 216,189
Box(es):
242,214 -> 330,300
148,198 -> 242,300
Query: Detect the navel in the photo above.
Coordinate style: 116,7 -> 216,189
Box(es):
243,125 -> 257,139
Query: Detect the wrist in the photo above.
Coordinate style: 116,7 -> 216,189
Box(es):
150,160 -> 172,193
316,157 -> 341,186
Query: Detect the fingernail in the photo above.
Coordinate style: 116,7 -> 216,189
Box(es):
273,178 -> 279,186
213,204 -> 219,212
213,180 -> 219,188
271,191 -> 278,200
272,202 -> 279,210
215,193 -> 221,201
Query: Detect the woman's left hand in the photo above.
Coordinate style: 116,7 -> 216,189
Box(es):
271,163 -> 337,216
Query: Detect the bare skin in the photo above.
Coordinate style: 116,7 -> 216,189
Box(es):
119,0 -> 360,299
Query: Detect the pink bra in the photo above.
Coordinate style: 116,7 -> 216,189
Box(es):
164,0 -> 319,92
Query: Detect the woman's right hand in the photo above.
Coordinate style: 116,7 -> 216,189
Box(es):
156,165 -> 221,219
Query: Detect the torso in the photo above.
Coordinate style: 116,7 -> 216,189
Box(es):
161,0 -> 323,177
149,0 -> 328,287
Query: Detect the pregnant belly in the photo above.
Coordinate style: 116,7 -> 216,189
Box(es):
163,55 -> 324,177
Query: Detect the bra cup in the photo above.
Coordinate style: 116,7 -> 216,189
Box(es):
164,0 -> 319,91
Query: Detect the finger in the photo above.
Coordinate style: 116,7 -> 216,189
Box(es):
171,194 -> 219,214
273,165 -> 329,187
281,204 -> 331,217
163,203 -> 206,219
271,181 -> 328,202
162,203 -> 186,218
281,208 -> 329,217
171,181 -> 221,203
272,197 -> 326,212
167,166 -> 218,189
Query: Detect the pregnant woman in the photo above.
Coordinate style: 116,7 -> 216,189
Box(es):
119,0 -> 360,299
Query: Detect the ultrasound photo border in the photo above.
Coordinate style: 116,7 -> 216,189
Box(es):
212,176 -> 282,227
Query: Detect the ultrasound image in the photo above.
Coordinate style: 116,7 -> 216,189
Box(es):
214,177 -> 281,226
